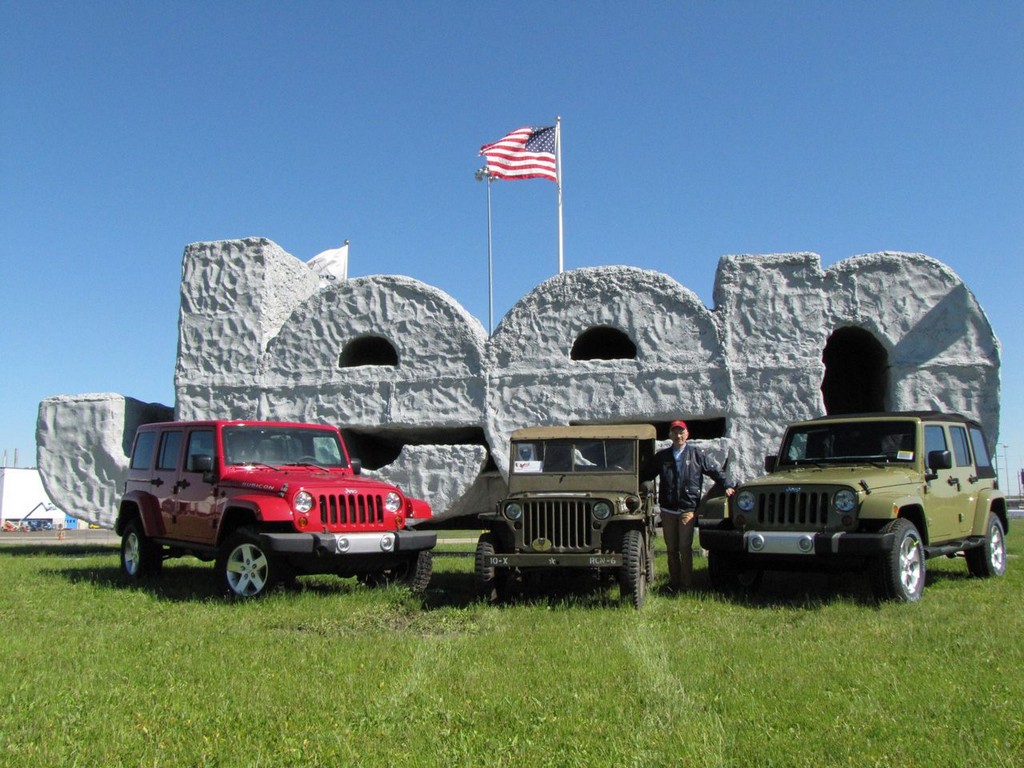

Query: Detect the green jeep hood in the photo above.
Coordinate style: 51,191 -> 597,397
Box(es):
752,464 -> 921,494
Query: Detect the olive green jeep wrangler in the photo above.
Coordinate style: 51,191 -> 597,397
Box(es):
475,425 -> 658,608
698,412 -> 1008,602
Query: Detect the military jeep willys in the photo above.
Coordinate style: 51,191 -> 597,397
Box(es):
698,412 -> 1008,602
475,424 -> 658,607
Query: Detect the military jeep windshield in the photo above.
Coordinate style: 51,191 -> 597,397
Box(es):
223,425 -> 348,468
510,438 -> 636,474
777,420 -> 916,468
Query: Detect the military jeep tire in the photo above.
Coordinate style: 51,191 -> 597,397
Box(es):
475,533 -> 512,603
619,528 -> 647,608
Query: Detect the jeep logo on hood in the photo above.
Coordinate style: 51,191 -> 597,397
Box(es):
784,486 -> 802,493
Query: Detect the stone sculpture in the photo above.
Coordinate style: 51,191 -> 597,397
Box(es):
37,238 -> 1000,527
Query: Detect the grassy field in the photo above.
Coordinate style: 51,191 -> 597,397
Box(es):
0,528 -> 1021,767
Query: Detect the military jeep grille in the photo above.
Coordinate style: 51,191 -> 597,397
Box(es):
319,493 -> 385,528
752,490 -> 831,528
522,500 -> 593,550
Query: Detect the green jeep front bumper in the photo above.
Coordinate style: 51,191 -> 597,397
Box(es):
699,526 -> 896,557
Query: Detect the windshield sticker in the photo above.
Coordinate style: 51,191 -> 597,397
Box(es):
514,460 -> 544,473
897,450 -> 914,461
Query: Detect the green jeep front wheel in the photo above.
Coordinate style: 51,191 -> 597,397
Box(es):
707,550 -> 762,595
870,518 -> 925,602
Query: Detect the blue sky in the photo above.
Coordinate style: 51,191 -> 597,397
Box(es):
2,2 -> 1022,487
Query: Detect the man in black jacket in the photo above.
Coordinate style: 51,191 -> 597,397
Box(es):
650,420 -> 734,591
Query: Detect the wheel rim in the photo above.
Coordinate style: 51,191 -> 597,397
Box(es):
225,543 -> 269,596
898,533 -> 923,595
989,523 -> 1006,572
124,532 -> 141,576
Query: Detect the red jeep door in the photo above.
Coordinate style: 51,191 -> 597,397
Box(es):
172,428 -> 220,544
152,430 -> 184,537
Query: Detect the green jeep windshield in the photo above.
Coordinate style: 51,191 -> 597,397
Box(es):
511,439 -> 635,474
223,426 -> 348,468
778,421 -> 916,467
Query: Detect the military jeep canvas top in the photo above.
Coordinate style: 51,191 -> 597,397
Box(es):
507,424 -> 656,496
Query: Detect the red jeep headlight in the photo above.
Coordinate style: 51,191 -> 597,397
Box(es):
294,491 -> 314,515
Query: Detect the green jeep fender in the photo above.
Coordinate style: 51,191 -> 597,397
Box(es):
697,495 -> 728,522
858,492 -> 923,521
972,488 -> 1008,534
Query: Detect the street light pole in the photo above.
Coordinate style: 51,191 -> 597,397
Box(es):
1000,443 -> 1009,491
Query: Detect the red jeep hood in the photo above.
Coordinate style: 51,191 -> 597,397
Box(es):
219,466 -> 399,495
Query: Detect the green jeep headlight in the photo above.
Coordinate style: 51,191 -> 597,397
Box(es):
504,502 -> 523,521
736,491 -> 755,512
833,489 -> 857,513
593,501 -> 612,520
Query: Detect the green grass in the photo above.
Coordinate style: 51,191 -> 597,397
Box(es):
0,529 -> 1021,767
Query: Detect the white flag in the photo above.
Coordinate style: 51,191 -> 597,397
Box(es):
309,242 -> 349,284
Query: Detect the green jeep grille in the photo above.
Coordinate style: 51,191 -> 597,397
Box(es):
521,499 -> 594,551
751,489 -> 833,529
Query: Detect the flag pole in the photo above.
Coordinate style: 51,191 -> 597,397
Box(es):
556,116 -> 564,274
475,167 -> 495,334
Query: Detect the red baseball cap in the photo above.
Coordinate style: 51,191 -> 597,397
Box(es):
670,420 -> 688,431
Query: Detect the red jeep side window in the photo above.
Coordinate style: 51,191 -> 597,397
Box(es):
185,430 -> 214,472
130,432 -> 157,470
157,431 -> 183,471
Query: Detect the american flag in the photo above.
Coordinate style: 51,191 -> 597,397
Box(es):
479,126 -> 558,182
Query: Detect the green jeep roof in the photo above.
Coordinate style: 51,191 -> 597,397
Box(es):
792,411 -> 980,428
511,424 -> 657,441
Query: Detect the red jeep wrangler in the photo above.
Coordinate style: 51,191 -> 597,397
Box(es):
115,420 -> 435,597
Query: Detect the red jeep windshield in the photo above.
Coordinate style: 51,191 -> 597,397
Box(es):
222,426 -> 348,468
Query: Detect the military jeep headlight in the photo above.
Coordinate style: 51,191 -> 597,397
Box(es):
384,492 -> 402,513
833,489 -> 857,513
504,502 -> 523,521
736,491 -> 755,512
294,491 -> 314,515
593,501 -> 613,520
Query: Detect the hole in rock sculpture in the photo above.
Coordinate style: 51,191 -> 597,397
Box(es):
342,426 -> 490,471
570,326 -> 637,361
338,336 -> 399,367
821,327 -> 889,414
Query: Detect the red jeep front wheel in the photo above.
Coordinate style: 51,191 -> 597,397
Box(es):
217,529 -> 281,598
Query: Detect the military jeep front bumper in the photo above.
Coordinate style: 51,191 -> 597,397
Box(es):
484,552 -> 622,569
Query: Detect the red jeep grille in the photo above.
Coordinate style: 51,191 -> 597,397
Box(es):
319,493 -> 385,528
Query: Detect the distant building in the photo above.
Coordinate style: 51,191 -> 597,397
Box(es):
0,467 -> 77,530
